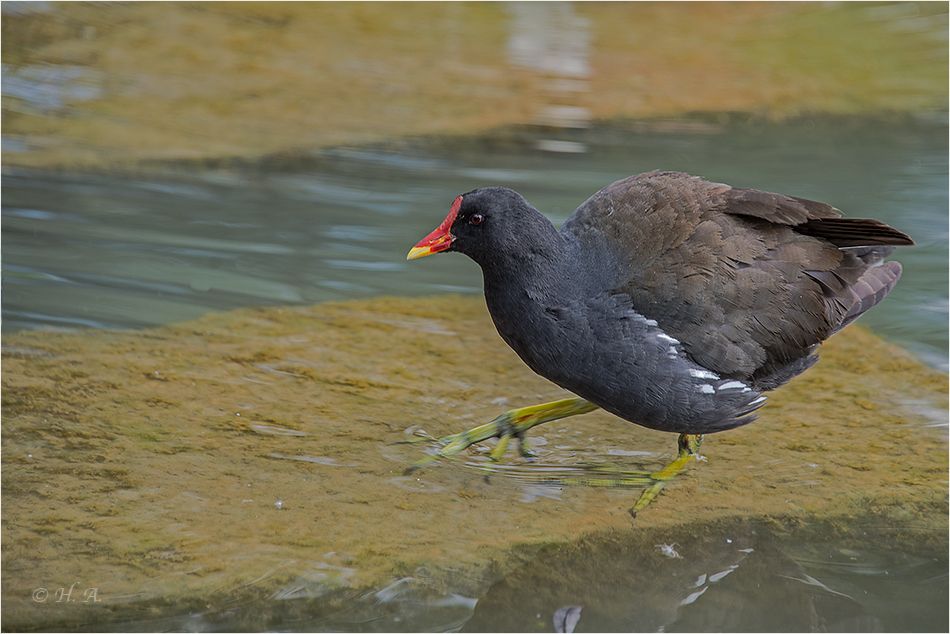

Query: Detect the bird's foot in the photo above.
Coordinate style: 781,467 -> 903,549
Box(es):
409,397 -> 599,470
629,433 -> 704,517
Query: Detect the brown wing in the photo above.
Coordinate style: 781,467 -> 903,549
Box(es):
561,171 -> 913,388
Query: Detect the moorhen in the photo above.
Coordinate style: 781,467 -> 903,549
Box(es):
407,171 -> 914,514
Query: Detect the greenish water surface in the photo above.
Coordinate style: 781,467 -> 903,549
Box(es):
3,116 -> 947,369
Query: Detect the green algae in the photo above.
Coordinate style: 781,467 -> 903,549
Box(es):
2,2 -> 946,171
1,295 -> 946,629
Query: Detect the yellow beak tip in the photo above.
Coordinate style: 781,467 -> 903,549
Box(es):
406,246 -> 430,260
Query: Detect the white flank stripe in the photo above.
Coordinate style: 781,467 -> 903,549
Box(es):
718,381 -> 749,391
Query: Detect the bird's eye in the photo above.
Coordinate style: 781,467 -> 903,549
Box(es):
469,213 -> 484,225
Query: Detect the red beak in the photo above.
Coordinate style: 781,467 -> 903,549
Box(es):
407,196 -> 462,260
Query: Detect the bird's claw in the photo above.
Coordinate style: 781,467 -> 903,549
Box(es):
628,433 -> 704,517
410,422 -> 518,470
407,397 -> 597,470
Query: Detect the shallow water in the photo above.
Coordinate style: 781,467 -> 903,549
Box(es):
463,519 -> 949,633
2,119 -> 948,632
2,116 -> 947,369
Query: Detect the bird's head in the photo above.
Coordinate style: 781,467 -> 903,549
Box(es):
407,187 -> 552,266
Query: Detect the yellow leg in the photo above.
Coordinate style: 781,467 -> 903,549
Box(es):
629,433 -> 704,517
410,397 -> 599,469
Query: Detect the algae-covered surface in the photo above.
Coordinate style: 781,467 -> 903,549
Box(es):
2,295 -> 946,630
2,1 -> 947,170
